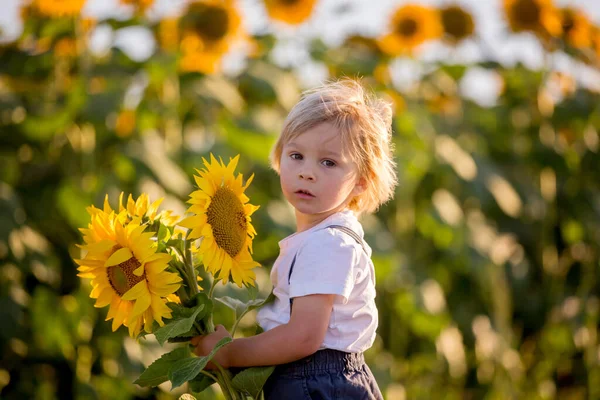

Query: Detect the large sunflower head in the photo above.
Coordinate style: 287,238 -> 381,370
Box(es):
178,154 -> 260,288
76,205 -> 182,338
503,0 -> 562,38
263,0 -> 318,25
440,5 -> 475,44
558,7 -> 593,49
179,0 -> 243,74
34,0 -> 85,17
378,4 -> 442,56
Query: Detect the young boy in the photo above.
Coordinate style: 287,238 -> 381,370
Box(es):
193,79 -> 397,399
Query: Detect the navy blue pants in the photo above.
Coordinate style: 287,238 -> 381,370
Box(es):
263,349 -> 383,400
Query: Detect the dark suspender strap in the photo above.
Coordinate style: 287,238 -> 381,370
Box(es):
326,225 -> 367,254
288,225 -> 367,315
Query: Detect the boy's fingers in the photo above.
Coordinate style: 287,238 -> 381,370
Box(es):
190,336 -> 202,346
215,324 -> 227,333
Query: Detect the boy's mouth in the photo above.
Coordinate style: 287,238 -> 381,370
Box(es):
295,189 -> 315,197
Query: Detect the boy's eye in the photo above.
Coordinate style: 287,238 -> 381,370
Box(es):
321,159 -> 336,167
290,153 -> 302,160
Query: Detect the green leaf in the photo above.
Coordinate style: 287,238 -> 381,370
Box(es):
168,337 -> 232,389
154,304 -> 205,345
163,293 -> 214,341
134,347 -> 191,387
189,374 -> 215,393
215,291 -> 275,320
214,296 -> 246,316
157,223 -> 172,250
231,366 -> 275,398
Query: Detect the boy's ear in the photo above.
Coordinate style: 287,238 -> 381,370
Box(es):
353,176 -> 367,196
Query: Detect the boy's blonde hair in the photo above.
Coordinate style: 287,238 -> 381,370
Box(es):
271,79 -> 397,214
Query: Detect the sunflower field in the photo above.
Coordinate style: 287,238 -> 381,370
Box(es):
1,0 -> 600,399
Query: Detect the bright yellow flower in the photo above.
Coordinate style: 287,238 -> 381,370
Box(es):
558,7 -> 593,49
34,0 -> 85,17
179,0 -> 244,74
263,0 -> 317,25
440,5 -> 475,44
76,207 -> 182,337
378,4 -> 442,56
101,192 -> 177,227
503,0 -> 562,38
178,154 -> 260,287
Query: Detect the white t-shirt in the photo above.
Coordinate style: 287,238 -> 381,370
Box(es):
256,210 -> 378,353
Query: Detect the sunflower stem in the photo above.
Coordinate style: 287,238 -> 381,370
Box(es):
205,278 -> 219,333
214,362 -> 238,400
208,278 -> 218,299
183,236 -> 199,295
199,369 -> 218,381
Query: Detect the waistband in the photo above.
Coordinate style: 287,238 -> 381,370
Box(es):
274,349 -> 365,377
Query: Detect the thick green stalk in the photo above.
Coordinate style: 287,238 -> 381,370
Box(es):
214,362 -> 239,400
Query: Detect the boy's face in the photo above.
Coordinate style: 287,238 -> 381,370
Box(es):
279,121 -> 365,227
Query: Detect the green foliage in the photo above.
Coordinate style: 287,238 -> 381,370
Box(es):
135,347 -> 192,387
231,366 -> 276,398
168,337 -> 232,389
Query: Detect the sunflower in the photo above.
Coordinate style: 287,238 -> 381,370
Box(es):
440,5 -> 475,44
76,206 -> 182,338
558,7 -> 593,49
159,18 -> 180,52
378,4 -> 442,56
263,0 -> 317,25
120,0 -> 154,12
179,0 -> 244,74
34,0 -> 86,17
593,29 -> 600,64
101,192 -> 178,227
503,0 -> 562,38
178,154 -> 260,287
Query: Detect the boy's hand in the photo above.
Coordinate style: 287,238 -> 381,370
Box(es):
191,325 -> 232,369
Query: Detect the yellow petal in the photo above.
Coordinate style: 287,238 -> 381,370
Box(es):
128,289 -> 151,322
104,247 -> 133,267
122,280 -> 149,301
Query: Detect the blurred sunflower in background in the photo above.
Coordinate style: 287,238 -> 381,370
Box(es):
263,0 -> 318,25
33,0 -> 86,17
593,28 -> 600,64
120,0 -> 155,12
179,0 -> 244,74
440,5 -> 475,44
378,4 -> 442,56
179,154 -> 260,288
503,0 -> 562,39
76,205 -> 182,338
558,7 -> 593,49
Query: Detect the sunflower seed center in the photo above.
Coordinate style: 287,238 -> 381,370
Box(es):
396,18 -> 418,37
188,4 -> 230,42
207,187 -> 248,258
107,247 -> 145,296
512,0 -> 541,28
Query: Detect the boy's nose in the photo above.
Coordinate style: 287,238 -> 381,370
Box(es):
298,171 -> 315,181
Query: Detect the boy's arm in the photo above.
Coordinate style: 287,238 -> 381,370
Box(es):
194,293 -> 334,368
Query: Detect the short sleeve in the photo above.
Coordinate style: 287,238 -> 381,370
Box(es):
288,229 -> 358,303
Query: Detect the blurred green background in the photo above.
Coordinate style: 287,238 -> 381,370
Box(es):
1,0 -> 600,399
